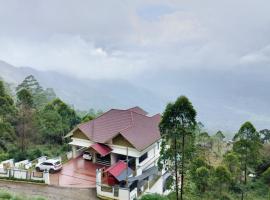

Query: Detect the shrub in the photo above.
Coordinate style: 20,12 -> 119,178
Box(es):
261,167 -> 270,183
141,193 -> 169,200
0,152 -> 9,162
27,148 -> 42,161
0,190 -> 12,199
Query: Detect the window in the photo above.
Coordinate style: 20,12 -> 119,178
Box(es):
42,162 -> 53,166
139,152 -> 148,163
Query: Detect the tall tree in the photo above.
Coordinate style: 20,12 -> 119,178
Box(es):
0,80 -> 16,152
259,129 -> 270,143
214,165 -> 231,196
214,130 -> 225,155
37,98 -> 80,144
16,89 -> 34,152
233,122 -> 262,200
223,151 -> 241,182
16,75 -> 56,108
158,96 -> 197,200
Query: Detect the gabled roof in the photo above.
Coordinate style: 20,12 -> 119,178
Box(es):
105,160 -> 133,181
75,107 -> 161,151
91,143 -> 112,157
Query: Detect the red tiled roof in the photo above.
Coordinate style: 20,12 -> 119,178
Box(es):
105,160 -> 127,177
77,107 -> 161,151
91,143 -> 112,157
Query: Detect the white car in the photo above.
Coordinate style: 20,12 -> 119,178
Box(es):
35,159 -> 62,173
83,151 -> 92,161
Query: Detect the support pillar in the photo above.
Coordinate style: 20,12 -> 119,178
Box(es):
72,146 -> 77,158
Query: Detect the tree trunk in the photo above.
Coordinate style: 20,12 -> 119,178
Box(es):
174,133 -> 179,200
180,133 -> 185,200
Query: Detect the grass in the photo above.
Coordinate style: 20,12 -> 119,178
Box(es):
0,190 -> 46,200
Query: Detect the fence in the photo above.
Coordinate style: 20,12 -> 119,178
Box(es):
0,167 -> 49,184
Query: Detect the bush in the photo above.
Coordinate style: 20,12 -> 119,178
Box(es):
0,190 -> 12,199
141,193 -> 169,200
261,167 -> 270,183
0,190 -> 46,200
0,152 -> 9,162
27,148 -> 42,161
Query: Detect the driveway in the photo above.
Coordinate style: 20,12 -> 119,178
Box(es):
50,157 -> 105,188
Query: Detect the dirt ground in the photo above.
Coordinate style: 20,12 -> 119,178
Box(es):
0,180 -> 100,200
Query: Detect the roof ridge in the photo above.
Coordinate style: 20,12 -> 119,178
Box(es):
130,110 -> 160,118
130,110 -> 135,127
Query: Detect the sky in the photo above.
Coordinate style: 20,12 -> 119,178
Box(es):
0,0 -> 270,134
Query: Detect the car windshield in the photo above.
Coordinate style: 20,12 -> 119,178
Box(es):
84,152 -> 90,155
54,161 -> 61,165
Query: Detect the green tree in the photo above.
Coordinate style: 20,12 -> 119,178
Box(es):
214,165 -> 231,196
140,193 -> 169,200
197,132 -> 212,162
16,89 -> 34,152
16,75 -> 56,108
259,129 -> 270,143
233,122 -> 262,200
37,98 -> 80,144
158,96 -> 197,200
214,130 -> 225,155
195,166 -> 210,193
0,80 -> 16,152
223,151 -> 240,182
261,167 -> 270,184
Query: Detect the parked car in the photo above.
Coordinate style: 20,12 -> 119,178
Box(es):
35,159 -> 62,173
83,151 -> 92,161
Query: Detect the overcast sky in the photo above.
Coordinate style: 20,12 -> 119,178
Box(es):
0,0 -> 270,133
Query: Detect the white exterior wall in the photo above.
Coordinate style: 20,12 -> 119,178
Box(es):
136,141 -> 161,175
146,176 -> 163,194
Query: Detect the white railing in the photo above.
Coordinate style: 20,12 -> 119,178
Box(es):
0,167 -> 49,184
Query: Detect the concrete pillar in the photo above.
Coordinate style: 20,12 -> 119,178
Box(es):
72,146 -> 77,158
92,153 -> 96,163
110,153 -> 117,165
44,171 -> 50,185
136,157 -> 142,176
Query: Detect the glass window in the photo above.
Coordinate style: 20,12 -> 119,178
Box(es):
139,152 -> 148,163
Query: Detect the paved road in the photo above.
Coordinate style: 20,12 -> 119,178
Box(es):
0,180 -> 100,200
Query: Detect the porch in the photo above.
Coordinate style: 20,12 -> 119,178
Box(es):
50,156 -> 106,188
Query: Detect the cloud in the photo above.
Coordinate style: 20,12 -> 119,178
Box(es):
0,35 -> 149,79
240,45 -> 270,65
0,0 -> 270,132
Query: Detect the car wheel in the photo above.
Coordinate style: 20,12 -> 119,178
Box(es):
49,169 -> 55,173
36,167 -> 41,172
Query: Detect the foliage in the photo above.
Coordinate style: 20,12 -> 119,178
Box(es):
0,80 -> 16,152
214,165 -> 231,195
194,166 -> 210,193
37,98 -> 80,144
158,96 -> 197,200
0,76 -> 81,162
259,129 -> 270,143
16,75 -> 56,109
233,121 -> 262,191
223,151 -> 240,181
261,167 -> 270,184
140,193 -> 169,200
0,190 -> 46,200
214,131 -> 225,154
16,89 -> 35,152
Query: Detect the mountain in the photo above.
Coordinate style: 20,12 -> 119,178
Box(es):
0,60 -> 164,114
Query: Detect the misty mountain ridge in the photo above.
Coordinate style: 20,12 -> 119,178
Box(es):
0,60 -> 164,115
1,59 -> 270,137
